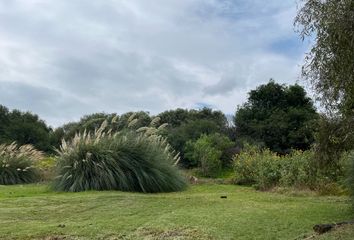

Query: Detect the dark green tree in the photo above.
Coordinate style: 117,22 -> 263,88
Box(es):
158,107 -> 227,128
0,105 -> 52,152
234,80 -> 318,153
158,108 -> 228,167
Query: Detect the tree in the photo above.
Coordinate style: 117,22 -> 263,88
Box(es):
0,105 -> 10,143
185,133 -> 234,175
0,105 -> 52,152
166,119 -> 221,167
295,0 -> 354,116
234,80 -> 318,153
158,107 -> 227,128
158,108 -> 228,167
295,0 -> 354,170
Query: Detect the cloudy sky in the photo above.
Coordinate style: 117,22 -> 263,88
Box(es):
0,0 -> 311,127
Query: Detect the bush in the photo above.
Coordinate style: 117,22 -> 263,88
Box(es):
232,145 -> 259,185
52,120 -> 187,193
0,142 -> 43,185
184,133 -> 233,177
233,145 -> 281,190
233,146 -> 349,193
35,156 -> 56,181
280,150 -> 316,188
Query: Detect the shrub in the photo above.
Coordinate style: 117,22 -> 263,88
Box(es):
232,145 -> 260,185
234,146 -> 349,193
233,145 -> 281,190
52,120 -> 187,193
280,150 -> 316,188
0,142 -> 43,185
185,133 -> 233,177
197,146 -> 222,178
35,156 -> 56,181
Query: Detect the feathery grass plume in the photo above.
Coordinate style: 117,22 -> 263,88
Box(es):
0,142 -> 43,185
52,119 -> 187,192
149,117 -> 161,127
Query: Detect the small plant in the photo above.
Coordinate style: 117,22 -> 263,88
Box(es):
0,142 -> 43,185
52,118 -> 187,193
35,156 -> 56,181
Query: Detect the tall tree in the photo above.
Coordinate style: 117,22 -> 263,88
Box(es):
234,80 -> 318,153
295,0 -> 354,167
295,0 -> 354,115
0,105 -> 52,152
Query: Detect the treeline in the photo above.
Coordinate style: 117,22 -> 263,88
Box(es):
0,80 -> 320,166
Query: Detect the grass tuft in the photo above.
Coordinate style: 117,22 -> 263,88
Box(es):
52,120 -> 187,193
0,142 -> 43,185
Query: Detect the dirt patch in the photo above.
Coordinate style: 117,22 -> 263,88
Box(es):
40,236 -> 69,240
132,227 -> 214,240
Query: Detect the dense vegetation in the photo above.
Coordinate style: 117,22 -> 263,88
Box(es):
0,105 -> 52,152
295,0 -> 354,206
234,80 -> 319,154
0,80 -> 350,195
52,118 -> 186,193
0,143 -> 43,185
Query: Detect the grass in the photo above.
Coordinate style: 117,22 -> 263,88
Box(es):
0,184 -> 353,240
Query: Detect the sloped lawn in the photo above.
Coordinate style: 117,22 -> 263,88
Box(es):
0,184 -> 352,239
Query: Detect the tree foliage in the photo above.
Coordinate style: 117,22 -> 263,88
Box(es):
295,0 -> 354,115
0,105 -> 52,152
234,80 -> 318,153
158,108 -> 228,167
295,0 -> 354,175
185,133 -> 234,177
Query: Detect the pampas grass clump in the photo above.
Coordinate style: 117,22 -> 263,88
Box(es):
52,118 -> 187,193
0,142 -> 43,185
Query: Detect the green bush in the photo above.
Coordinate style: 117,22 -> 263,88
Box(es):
232,144 -> 260,185
52,120 -> 187,193
185,133 -> 233,177
233,146 -> 349,193
35,156 -> 56,181
280,150 -> 316,188
233,145 -> 281,190
0,143 -> 43,185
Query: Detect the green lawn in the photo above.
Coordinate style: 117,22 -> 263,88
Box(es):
0,184 -> 353,240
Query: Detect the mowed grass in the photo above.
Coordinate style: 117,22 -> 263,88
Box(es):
0,184 -> 353,240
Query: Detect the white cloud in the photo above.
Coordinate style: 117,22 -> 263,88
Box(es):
0,0 -> 306,127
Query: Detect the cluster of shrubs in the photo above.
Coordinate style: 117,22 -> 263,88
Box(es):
0,117 -> 187,193
233,144 -> 351,194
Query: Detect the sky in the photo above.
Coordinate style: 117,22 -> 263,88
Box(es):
0,0 -> 311,127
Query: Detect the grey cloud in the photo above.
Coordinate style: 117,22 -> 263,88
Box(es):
204,77 -> 239,96
0,0 -> 304,126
